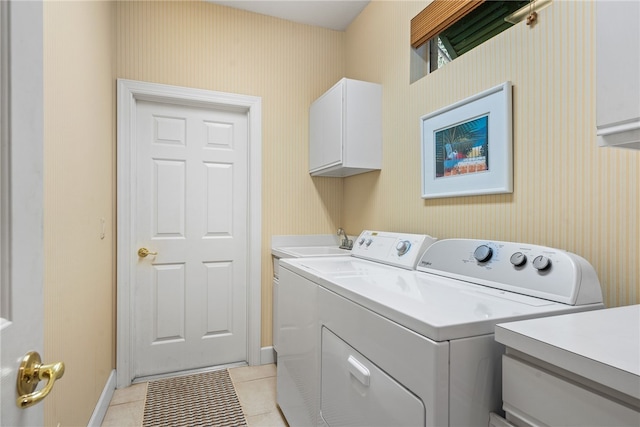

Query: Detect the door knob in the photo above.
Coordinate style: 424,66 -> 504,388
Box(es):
16,351 -> 65,408
138,247 -> 158,258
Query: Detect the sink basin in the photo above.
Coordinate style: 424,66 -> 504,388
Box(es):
277,246 -> 351,257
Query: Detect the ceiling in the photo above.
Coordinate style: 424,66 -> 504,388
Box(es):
206,1 -> 370,31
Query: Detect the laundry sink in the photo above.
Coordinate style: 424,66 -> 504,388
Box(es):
276,246 -> 351,257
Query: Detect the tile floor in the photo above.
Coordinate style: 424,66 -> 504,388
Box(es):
101,364 -> 288,427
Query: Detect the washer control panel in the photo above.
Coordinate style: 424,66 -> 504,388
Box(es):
351,230 -> 438,270
417,239 -> 603,305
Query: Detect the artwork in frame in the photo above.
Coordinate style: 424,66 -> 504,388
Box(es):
421,82 -> 513,199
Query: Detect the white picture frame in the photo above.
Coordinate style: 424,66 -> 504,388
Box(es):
421,81 -> 513,199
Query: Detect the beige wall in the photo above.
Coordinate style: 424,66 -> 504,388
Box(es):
343,0 -> 639,307
43,0 -> 115,425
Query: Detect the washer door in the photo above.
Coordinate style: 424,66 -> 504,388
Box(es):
320,327 -> 425,427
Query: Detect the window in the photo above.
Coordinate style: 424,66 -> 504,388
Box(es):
410,0 -> 549,80
428,1 -> 528,71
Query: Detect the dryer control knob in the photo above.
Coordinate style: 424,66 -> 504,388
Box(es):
510,252 -> 527,267
358,238 -> 365,246
474,245 -> 493,263
532,255 -> 551,271
396,240 -> 411,256
365,238 -> 373,247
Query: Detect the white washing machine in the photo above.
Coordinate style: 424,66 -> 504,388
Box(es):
277,233 -> 605,427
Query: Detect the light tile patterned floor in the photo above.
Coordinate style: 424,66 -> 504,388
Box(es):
101,364 -> 288,427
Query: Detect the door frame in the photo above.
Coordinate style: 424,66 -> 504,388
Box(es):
116,79 -> 262,388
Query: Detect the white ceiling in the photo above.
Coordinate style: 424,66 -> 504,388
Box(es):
206,1 -> 370,31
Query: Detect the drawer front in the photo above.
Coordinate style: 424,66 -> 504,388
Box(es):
503,355 -> 640,426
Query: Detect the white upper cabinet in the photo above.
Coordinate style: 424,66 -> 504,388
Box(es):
596,1 -> 640,149
309,78 -> 382,177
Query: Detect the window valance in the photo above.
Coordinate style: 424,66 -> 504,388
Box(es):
411,0 -> 485,48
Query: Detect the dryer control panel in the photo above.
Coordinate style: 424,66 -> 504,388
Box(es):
351,230 -> 437,270
417,239 -> 603,306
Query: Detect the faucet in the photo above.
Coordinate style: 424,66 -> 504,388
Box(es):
337,228 -> 353,250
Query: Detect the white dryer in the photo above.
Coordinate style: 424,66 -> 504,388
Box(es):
276,230 -> 437,427
277,234 -> 605,427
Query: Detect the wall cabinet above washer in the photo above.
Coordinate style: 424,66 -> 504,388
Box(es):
596,1 -> 640,149
309,78 -> 382,177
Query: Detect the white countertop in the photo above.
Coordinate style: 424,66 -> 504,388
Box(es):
495,304 -> 640,400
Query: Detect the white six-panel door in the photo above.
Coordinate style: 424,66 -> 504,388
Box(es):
117,79 -> 262,388
133,100 -> 249,378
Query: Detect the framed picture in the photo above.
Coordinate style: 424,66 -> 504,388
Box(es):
421,82 -> 513,199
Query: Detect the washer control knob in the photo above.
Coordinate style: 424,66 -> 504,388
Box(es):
365,238 -> 373,247
358,238 -> 365,246
532,255 -> 551,271
474,245 -> 493,263
396,240 -> 411,256
510,252 -> 527,267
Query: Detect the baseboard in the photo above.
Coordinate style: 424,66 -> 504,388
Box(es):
260,346 -> 276,365
87,369 -> 116,427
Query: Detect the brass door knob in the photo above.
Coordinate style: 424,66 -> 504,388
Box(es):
138,247 -> 158,258
16,351 -> 65,408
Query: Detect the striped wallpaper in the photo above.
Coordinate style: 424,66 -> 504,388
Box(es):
116,0 -> 346,348
116,0 -> 639,349
344,0 -> 639,308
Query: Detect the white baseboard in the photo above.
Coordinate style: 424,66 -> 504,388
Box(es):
260,346 -> 276,365
87,369 -> 116,427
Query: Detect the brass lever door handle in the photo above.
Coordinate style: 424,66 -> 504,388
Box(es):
16,351 -> 65,408
138,247 -> 158,258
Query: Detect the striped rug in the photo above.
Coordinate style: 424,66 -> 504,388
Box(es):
142,369 -> 247,427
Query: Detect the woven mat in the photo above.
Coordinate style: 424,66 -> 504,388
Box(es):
142,369 -> 248,427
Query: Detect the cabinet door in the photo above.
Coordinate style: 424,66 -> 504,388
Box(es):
276,268 -> 320,426
502,356 -> 640,426
309,83 -> 343,172
596,1 -> 640,147
272,277 -> 279,352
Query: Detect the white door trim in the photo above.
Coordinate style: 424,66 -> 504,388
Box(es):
116,79 -> 262,388
1,1 -> 45,424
